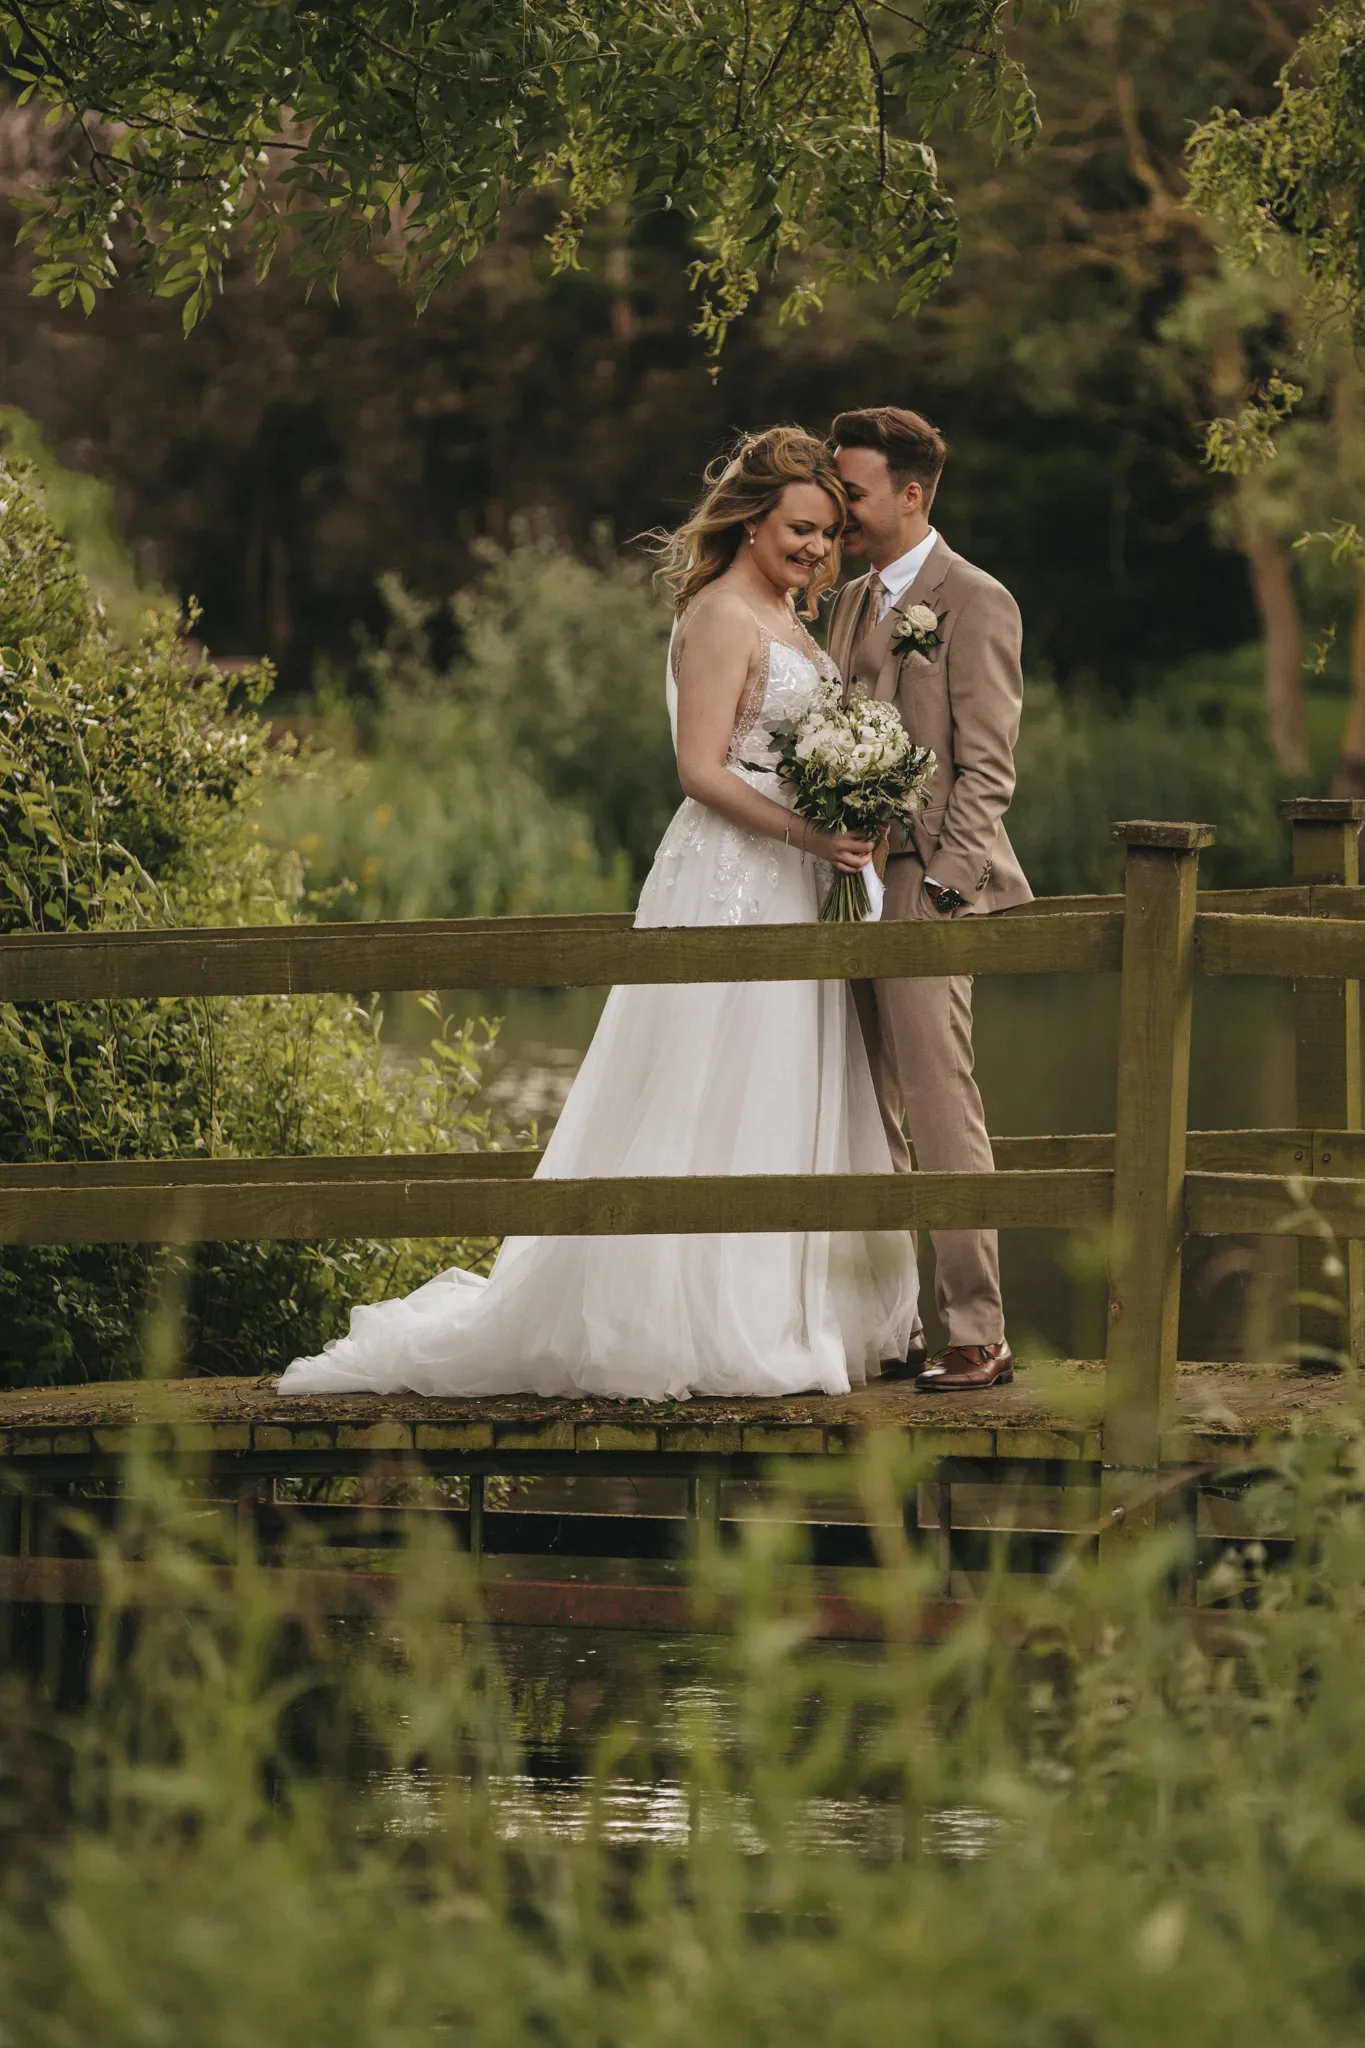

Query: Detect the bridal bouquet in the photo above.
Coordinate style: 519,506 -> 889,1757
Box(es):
767,680 -> 936,921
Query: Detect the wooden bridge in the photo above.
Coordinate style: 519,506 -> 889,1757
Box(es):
3,800 -> 1365,1630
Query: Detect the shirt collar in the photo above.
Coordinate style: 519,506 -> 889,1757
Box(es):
876,528 -> 939,609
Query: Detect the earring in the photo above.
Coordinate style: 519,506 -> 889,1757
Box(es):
747,529 -> 756,546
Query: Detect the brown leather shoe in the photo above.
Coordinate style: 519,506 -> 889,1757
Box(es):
915,1341 -> 1014,1391
877,1342 -> 929,1384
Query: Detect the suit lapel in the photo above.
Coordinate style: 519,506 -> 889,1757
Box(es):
830,571 -> 872,694
860,539 -> 953,701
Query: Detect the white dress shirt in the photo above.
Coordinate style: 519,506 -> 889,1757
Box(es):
874,528 -> 938,617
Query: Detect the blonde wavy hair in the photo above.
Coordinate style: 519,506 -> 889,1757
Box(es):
650,426 -> 847,619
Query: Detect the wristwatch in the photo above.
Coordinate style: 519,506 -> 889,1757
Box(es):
923,878 -> 966,914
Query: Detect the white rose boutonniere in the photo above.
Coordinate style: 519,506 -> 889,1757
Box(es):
890,603 -> 942,661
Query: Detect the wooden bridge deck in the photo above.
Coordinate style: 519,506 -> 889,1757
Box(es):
0,1364 -> 1351,1473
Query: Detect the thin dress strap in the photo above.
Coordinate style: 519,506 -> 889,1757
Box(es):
672,592 -> 827,758
671,592 -> 772,760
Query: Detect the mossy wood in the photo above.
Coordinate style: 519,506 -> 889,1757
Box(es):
1284,804 -> 1365,1366
0,1168 -> 1113,1245
0,907 -> 1123,999
1197,913 -> 1365,978
1186,1173 -> 1365,1237
1103,825 -> 1211,1487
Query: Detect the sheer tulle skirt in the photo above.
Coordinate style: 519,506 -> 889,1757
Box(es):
279,782 -> 918,1401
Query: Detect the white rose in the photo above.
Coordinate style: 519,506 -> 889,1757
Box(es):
904,604 -> 939,633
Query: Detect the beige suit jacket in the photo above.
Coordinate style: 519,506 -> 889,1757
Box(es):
826,537 -> 1031,915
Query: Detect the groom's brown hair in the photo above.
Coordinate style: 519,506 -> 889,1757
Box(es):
831,406 -> 947,507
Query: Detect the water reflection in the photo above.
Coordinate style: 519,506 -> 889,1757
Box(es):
375,1766 -> 994,1859
361,1624 -> 997,1859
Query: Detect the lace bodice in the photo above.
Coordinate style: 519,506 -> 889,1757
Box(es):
642,610 -> 840,926
665,606 -> 839,771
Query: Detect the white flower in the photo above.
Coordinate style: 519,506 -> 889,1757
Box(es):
904,603 -> 939,634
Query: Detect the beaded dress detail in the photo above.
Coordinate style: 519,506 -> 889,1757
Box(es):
279,611 -> 918,1402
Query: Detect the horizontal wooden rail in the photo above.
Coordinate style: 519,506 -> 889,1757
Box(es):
1186,1172 -> 1365,1238
0,906 -> 1124,1001
1197,912 -> 1365,979
12,895 -> 1365,1006
0,1128 -> 1340,1196
0,1167 -> 1114,1245
8,1132 -> 1358,1247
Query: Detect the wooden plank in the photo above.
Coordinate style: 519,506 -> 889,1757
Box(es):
0,1130 -> 1312,1199
1103,822 -> 1213,1483
1304,1131 -> 1365,1175
0,1151 -> 540,1191
1309,885 -> 1365,920
989,1133 -> 1112,1170
0,908 -> 1124,1002
1197,914 -> 1365,980
1196,886 -> 1315,917
993,1130 -> 1317,1174
1284,804 -> 1365,1368
1186,1129 -> 1315,1173
1186,1172 -> 1365,1238
0,1167 -> 1114,1245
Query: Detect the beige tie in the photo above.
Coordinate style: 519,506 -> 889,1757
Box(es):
851,573 -> 887,655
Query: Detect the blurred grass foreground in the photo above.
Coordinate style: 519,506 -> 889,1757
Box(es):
3,1426 -> 1365,2043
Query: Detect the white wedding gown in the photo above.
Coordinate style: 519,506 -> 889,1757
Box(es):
279,618 -> 919,1401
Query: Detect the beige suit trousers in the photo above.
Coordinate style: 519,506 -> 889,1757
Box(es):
853,853 -> 1004,1347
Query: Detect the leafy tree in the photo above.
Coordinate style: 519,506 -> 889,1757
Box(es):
0,2 -> 1315,713
1189,1 -> 1365,349
1187,2 -> 1365,786
0,1 -> 1052,346
806,0 -> 1324,767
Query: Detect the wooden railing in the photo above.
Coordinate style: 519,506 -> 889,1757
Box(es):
4,800 -> 1365,1528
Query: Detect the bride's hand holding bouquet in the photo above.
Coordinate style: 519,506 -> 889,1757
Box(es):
768,680 -> 937,921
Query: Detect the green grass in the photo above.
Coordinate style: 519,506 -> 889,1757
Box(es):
5,1423 -> 1365,2044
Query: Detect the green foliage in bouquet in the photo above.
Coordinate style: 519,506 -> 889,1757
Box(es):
0,458 -> 507,1387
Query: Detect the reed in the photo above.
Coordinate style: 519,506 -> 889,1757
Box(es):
3,1425 -> 1364,2044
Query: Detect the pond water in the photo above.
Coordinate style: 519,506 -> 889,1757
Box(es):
367,1622 -> 994,1856
402,971 -> 1296,1362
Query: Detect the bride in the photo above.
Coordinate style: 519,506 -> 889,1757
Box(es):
279,426 -> 919,1402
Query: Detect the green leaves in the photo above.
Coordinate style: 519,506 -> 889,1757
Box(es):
1189,3 -> 1365,352
0,453 -> 511,1385
0,0 -> 1043,340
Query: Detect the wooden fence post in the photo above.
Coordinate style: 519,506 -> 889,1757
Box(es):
1102,821 -> 1214,1541
1281,797 -> 1365,1369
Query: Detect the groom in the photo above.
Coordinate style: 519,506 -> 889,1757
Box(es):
828,406 -> 1030,1393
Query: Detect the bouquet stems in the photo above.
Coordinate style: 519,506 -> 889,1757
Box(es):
819,868 -> 873,922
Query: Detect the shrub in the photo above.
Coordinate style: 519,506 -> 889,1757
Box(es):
264,532 -> 675,921
0,457 -> 506,1387
444,527 -> 678,881
266,600 -> 633,924
1009,680 -> 1287,894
